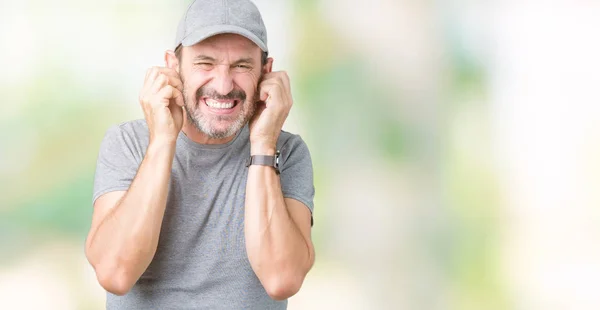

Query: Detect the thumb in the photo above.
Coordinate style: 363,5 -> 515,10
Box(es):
259,83 -> 272,102
171,87 -> 185,107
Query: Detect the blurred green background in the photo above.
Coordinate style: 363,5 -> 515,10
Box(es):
1,0 -> 600,309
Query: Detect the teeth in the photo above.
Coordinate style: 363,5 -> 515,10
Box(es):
206,99 -> 234,109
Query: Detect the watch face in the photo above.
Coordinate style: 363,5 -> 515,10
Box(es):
274,150 -> 281,173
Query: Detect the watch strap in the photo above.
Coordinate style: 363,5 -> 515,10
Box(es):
246,151 -> 280,174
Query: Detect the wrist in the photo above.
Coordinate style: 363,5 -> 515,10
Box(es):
148,138 -> 177,155
250,142 -> 276,155
150,133 -> 178,146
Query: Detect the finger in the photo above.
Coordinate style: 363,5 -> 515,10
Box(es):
151,73 -> 169,94
152,68 -> 183,92
170,86 -> 185,107
279,72 -> 291,96
146,67 -> 180,85
271,72 -> 292,108
145,66 -> 161,82
262,81 -> 287,103
144,68 -> 152,83
267,71 -> 289,94
142,67 -> 158,96
262,72 -> 288,90
261,72 -> 275,80
259,82 -> 275,102
155,85 -> 178,107
168,99 -> 184,121
142,70 -> 156,97
165,74 -> 183,92
157,85 -> 184,108
147,67 -> 160,84
140,71 -> 157,106
152,67 -> 180,80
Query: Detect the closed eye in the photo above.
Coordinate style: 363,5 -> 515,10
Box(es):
232,64 -> 252,72
195,62 -> 214,70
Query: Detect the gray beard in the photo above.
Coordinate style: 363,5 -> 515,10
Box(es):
184,104 -> 251,139
182,85 -> 258,140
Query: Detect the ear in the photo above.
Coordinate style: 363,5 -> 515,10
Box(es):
263,57 -> 274,74
165,50 -> 180,73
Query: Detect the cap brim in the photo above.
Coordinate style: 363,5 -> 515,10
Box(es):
180,24 -> 268,52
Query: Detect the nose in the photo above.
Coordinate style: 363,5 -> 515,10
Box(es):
209,65 -> 234,96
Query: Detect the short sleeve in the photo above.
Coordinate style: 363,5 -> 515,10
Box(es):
278,135 -> 315,225
92,125 -> 141,205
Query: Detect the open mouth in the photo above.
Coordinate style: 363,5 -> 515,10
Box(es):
204,98 -> 239,109
202,98 -> 240,115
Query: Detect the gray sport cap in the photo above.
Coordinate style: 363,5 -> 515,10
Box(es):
174,0 -> 268,53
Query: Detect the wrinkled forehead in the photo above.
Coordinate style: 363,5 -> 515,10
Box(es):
183,33 -> 261,61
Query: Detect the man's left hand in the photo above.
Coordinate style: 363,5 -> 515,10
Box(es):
249,71 -> 293,155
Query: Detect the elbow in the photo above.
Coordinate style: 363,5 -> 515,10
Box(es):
263,274 -> 304,301
85,243 -> 140,296
94,263 -> 136,296
261,250 -> 315,300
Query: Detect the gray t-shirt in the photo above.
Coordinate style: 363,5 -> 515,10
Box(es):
92,119 -> 315,310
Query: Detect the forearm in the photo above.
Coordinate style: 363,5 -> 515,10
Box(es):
244,164 -> 313,298
87,140 -> 175,289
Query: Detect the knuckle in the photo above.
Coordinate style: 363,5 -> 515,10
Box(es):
139,94 -> 149,105
153,67 -> 163,76
156,74 -> 167,85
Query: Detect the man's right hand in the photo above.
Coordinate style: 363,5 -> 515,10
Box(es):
139,67 -> 185,144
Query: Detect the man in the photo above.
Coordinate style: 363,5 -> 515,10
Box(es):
84,0 -> 315,309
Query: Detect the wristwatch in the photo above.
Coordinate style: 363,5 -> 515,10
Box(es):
246,150 -> 280,174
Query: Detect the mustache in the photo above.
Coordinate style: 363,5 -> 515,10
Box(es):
195,85 -> 247,102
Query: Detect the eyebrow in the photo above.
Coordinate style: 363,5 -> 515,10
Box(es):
231,58 -> 254,65
192,55 -> 254,64
193,55 -> 217,62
